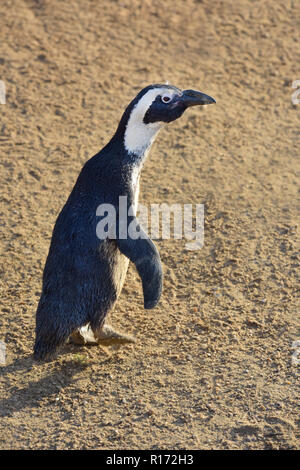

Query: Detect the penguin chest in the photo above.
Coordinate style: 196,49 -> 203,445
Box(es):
131,166 -> 140,215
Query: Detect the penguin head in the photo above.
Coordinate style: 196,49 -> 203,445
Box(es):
117,84 -> 216,155
143,84 -> 216,125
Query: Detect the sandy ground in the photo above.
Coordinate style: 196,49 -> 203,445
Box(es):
0,0 -> 299,450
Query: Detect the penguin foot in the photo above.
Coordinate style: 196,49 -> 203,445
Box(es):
69,324 -> 98,345
69,323 -> 136,347
95,324 -> 136,346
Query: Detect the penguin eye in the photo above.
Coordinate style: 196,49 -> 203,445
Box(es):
161,95 -> 171,104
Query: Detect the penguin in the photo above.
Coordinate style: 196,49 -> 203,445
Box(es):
34,83 -> 215,360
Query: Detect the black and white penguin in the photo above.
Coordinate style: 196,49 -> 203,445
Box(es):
34,83 -> 215,360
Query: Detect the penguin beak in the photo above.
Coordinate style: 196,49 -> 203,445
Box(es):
181,89 -> 216,107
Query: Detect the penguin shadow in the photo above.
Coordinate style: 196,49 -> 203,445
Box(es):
0,353 -> 88,418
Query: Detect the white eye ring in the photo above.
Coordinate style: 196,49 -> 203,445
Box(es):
162,95 -> 171,103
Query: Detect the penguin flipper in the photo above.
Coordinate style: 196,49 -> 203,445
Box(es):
116,224 -> 163,309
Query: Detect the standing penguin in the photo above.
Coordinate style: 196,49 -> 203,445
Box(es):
34,84 -> 215,360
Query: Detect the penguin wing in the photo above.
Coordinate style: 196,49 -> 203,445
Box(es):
116,218 -> 163,309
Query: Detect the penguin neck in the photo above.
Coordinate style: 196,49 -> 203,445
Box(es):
111,100 -> 164,167
124,139 -> 153,167
110,122 -> 160,172
123,120 -> 162,157
122,118 -> 163,180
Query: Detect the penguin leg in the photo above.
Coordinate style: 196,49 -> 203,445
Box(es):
70,323 -> 136,346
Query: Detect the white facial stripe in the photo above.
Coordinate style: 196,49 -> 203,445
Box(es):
124,87 -> 176,155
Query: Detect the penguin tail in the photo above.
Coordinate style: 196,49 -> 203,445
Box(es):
33,331 -> 67,361
33,336 -> 60,361
33,311 -> 71,361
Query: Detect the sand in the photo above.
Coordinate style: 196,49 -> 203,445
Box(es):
0,0 -> 299,450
